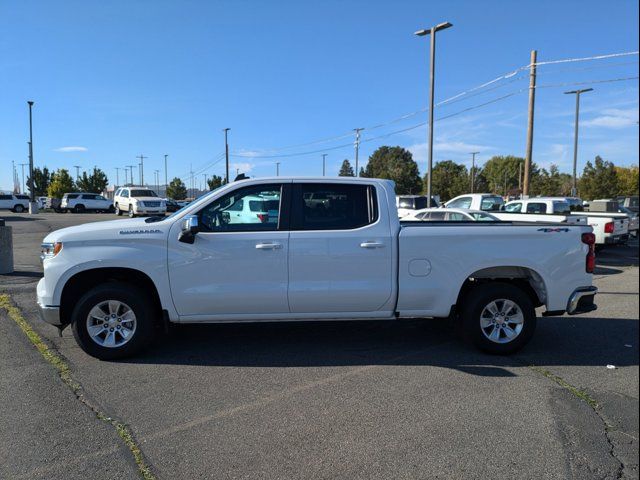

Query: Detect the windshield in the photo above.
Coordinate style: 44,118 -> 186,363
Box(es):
130,190 -> 157,197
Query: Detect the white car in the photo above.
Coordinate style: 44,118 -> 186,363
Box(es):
221,194 -> 270,224
0,193 -> 29,212
60,193 -> 115,213
444,193 -> 505,212
404,208 -> 499,222
113,187 -> 166,217
37,176 -> 597,360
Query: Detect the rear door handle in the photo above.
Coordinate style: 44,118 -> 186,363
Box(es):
255,242 -> 283,250
360,241 -> 384,249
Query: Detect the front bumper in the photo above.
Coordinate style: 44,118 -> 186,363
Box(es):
567,286 -> 598,315
37,302 -> 62,326
134,208 -> 166,215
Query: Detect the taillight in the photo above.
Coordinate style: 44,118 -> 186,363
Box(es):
257,213 -> 268,222
604,221 -> 615,234
582,232 -> 596,273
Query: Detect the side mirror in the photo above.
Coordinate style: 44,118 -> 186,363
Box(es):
179,215 -> 199,244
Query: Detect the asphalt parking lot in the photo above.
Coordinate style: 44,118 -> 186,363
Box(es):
1,212 -> 638,480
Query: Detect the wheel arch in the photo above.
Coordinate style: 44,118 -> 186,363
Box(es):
456,266 -> 547,311
60,267 -> 162,326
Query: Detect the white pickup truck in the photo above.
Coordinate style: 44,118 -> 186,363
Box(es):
502,198 -> 629,247
37,177 -> 598,360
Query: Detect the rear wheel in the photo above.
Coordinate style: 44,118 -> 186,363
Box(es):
13,204 -> 25,213
74,204 -> 85,213
128,205 -> 135,218
460,282 -> 536,354
107,205 -> 115,213
71,284 -> 155,360
115,203 -> 123,216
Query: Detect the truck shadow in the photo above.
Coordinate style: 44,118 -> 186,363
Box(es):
124,316 -> 638,376
596,242 -> 639,268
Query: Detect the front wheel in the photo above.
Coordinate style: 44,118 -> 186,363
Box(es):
460,282 -> 536,355
13,204 -> 25,213
128,205 -> 135,218
71,284 -> 156,360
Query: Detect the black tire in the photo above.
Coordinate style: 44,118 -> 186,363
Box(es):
74,204 -> 85,213
107,205 -> 116,214
460,282 -> 536,355
71,283 -> 156,360
115,203 -> 123,216
128,205 -> 135,218
13,204 -> 25,213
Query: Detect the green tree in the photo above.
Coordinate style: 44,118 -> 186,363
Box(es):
616,166 -> 639,196
76,167 -> 109,193
338,159 -> 355,177
579,156 -> 619,200
207,175 -> 224,190
364,146 -> 421,194
47,169 -> 75,198
430,160 -> 469,201
166,177 -> 188,200
481,155 -> 525,195
28,167 -> 51,196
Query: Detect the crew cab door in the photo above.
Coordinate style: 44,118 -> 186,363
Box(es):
167,182 -> 290,318
287,182 -> 393,314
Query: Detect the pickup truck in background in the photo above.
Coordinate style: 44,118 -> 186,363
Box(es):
37,177 -> 597,360
444,193 -> 504,212
586,199 -> 638,237
501,198 -> 629,247
396,195 -> 440,218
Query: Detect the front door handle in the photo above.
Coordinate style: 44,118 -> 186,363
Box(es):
255,242 -> 283,250
360,241 -> 384,249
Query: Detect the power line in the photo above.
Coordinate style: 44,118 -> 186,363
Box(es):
533,50 -> 639,67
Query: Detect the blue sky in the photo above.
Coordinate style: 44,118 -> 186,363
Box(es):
1,0 -> 638,192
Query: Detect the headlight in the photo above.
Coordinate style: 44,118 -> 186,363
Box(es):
41,242 -> 63,261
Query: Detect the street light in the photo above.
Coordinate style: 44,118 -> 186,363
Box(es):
27,101 -> 36,212
276,162 -> 280,176
564,88 -> 593,197
415,21 -> 453,202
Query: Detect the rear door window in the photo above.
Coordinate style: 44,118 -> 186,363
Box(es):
526,203 -> 547,214
292,183 -> 377,230
480,196 -> 504,211
505,202 -> 522,212
428,211 -> 447,220
552,202 -> 571,214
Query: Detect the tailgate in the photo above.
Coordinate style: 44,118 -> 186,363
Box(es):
614,218 -> 629,235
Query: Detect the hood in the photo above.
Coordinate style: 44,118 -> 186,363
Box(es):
43,217 -> 170,243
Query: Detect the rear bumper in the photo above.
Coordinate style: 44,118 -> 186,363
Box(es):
566,286 -> 598,315
604,234 -> 629,245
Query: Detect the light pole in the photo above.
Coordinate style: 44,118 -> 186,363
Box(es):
155,170 -> 160,193
223,128 -> 231,184
415,21 -> 453,203
73,165 -> 81,181
276,162 -> 280,176
27,101 -> 36,211
164,154 -> 168,194
203,173 -> 208,191
127,165 -> 136,185
564,88 -> 593,197
19,163 -> 28,194
115,167 -> 120,187
353,128 -> 363,176
469,151 -> 479,193
136,155 -> 147,185
322,154 -> 327,176
123,167 -> 129,185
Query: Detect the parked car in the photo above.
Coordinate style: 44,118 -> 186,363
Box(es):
501,198 -> 628,247
37,196 -> 48,209
616,195 -> 639,214
37,176 -> 597,360
444,193 -> 504,212
585,199 -> 638,238
60,193 -> 115,213
113,187 -> 166,217
396,195 -> 439,218
176,200 -> 191,208
403,208 -> 499,222
0,193 -> 29,212
220,194 -> 270,224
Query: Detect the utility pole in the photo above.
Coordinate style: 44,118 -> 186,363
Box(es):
164,154 -> 168,194
27,101 -> 36,211
115,167 -> 120,187
518,161 -> 523,193
322,154 -> 327,176
136,154 -> 147,186
276,162 -> 280,176
155,170 -> 160,193
19,163 -> 28,194
73,165 -> 81,181
123,167 -> 129,185
203,173 -> 208,191
415,22 -> 453,204
565,88 -> 593,197
469,151 -> 479,193
223,128 -> 230,184
523,50 -> 537,198
127,165 -> 136,185
353,128 -> 364,176
189,164 -> 194,198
